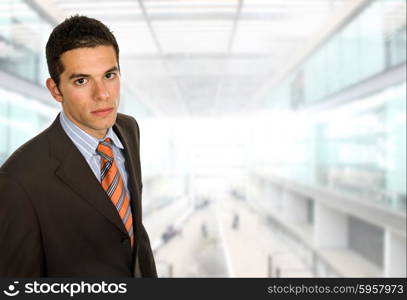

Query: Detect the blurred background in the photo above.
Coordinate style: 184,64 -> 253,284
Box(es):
0,0 -> 406,277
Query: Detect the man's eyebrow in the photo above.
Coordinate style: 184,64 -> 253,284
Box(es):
69,73 -> 90,80
68,66 -> 119,80
105,66 -> 119,74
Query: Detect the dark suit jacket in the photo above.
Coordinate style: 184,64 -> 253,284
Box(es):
0,113 -> 157,277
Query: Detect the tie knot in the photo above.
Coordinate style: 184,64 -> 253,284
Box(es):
96,138 -> 113,161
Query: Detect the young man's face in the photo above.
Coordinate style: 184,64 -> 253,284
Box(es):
46,45 -> 120,139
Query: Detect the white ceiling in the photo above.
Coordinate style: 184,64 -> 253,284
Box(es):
54,0 -> 349,117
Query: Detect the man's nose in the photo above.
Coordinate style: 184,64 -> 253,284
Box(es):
93,80 -> 110,100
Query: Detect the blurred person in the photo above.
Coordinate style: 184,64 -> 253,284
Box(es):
201,223 -> 208,238
0,16 -> 157,277
232,213 -> 239,230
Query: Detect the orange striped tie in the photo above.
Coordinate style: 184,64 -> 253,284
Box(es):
96,138 -> 134,248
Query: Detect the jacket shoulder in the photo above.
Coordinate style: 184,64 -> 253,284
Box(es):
0,125 -> 52,176
117,113 -> 139,127
116,113 -> 140,137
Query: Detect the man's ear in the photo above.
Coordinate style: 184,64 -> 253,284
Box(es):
46,78 -> 63,103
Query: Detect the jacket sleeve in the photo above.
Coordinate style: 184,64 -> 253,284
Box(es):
0,172 -> 44,277
139,223 -> 158,277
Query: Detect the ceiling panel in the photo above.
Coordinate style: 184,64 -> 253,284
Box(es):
53,0 -> 349,117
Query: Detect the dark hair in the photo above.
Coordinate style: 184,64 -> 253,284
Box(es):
46,15 -> 120,87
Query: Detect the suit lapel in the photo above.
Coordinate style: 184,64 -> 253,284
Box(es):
113,116 -> 143,274
47,115 -> 129,237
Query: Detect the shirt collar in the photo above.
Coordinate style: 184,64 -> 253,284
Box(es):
104,126 -> 124,150
60,110 -> 124,155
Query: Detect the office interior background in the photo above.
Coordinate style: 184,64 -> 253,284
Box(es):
0,0 -> 405,277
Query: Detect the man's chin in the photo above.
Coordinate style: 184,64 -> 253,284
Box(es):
92,113 -> 116,124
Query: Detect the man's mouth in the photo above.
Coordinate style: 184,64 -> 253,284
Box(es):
91,108 -> 114,117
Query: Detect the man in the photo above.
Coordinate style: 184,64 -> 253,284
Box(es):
0,15 -> 157,277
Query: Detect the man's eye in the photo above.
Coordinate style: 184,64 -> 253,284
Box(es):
105,73 -> 116,79
75,78 -> 88,85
